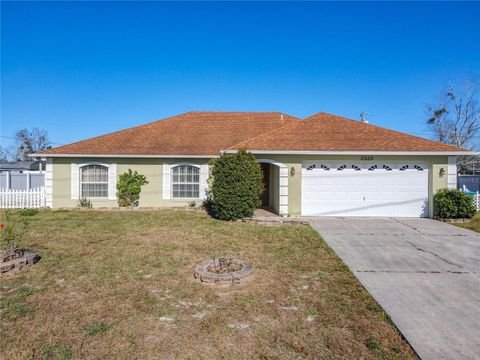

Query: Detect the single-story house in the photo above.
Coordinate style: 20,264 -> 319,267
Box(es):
0,160 -> 46,190
0,160 -> 46,173
32,111 -> 474,217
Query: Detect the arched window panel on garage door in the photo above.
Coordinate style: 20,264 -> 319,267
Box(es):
306,164 -> 330,171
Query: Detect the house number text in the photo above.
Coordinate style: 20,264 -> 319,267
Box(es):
361,156 -> 374,161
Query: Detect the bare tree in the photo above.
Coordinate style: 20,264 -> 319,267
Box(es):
426,77 -> 480,150
426,77 -> 480,175
0,146 -> 9,162
14,128 -> 51,161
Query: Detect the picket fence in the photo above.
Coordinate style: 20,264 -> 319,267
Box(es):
0,187 -> 46,209
473,192 -> 480,212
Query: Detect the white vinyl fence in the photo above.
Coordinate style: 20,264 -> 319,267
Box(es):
473,192 -> 480,211
0,187 -> 46,209
0,172 -> 45,191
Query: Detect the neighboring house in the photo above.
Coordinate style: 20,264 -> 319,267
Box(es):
31,112 -> 474,217
0,160 -> 46,173
0,160 -> 46,190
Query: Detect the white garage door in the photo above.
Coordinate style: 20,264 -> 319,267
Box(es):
302,161 -> 429,217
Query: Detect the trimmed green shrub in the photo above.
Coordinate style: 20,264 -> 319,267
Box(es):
116,169 -> 149,207
18,208 -> 38,216
433,188 -> 476,219
209,150 -> 263,220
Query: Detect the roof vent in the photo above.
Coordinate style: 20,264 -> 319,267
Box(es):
360,111 -> 369,124
280,114 -> 284,121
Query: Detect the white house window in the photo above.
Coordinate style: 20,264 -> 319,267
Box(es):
81,165 -> 108,197
172,165 -> 200,198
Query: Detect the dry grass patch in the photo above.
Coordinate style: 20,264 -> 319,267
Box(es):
0,210 -> 416,359
455,212 -> 480,233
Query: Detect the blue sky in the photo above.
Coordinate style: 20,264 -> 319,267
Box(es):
1,1 -> 479,152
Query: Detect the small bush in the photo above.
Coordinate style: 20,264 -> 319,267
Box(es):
201,191 -> 214,214
433,188 -> 476,219
116,169 -> 149,207
365,337 -> 379,351
77,197 -> 92,208
84,322 -> 109,336
209,150 -> 263,220
18,208 -> 38,216
42,344 -> 72,360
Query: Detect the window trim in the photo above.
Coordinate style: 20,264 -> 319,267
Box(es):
79,162 -> 110,198
170,163 -> 201,199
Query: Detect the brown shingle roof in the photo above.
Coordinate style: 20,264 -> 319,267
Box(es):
41,111 -> 300,155
41,111 -> 467,156
229,112 -> 466,152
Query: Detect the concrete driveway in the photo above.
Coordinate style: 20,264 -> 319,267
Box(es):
309,218 -> 480,360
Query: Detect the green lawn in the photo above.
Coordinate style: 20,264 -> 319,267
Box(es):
0,210 -> 416,359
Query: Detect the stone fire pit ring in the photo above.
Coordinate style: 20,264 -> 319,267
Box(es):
1,249 -> 41,275
194,258 -> 253,284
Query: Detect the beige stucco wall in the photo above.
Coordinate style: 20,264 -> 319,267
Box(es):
51,157 -> 209,208
50,155 -> 450,218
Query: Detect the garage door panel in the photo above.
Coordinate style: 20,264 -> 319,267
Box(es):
331,177 -> 349,186
396,192 -> 411,201
302,177 -> 320,186
334,192 -> 348,201
411,178 -> 427,186
349,177 -> 363,186
364,177 -> 380,187
302,162 -> 429,217
331,205 -> 361,216
342,205 -> 367,217
364,191 -> 380,201
381,191 -> 396,201
317,177 -> 335,186
317,192 -> 334,201
350,192 -> 364,201
400,178 -> 418,187
381,178 -> 397,187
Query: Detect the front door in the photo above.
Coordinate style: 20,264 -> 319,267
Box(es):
260,163 -> 270,206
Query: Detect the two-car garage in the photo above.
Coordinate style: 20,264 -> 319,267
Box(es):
301,161 -> 429,217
